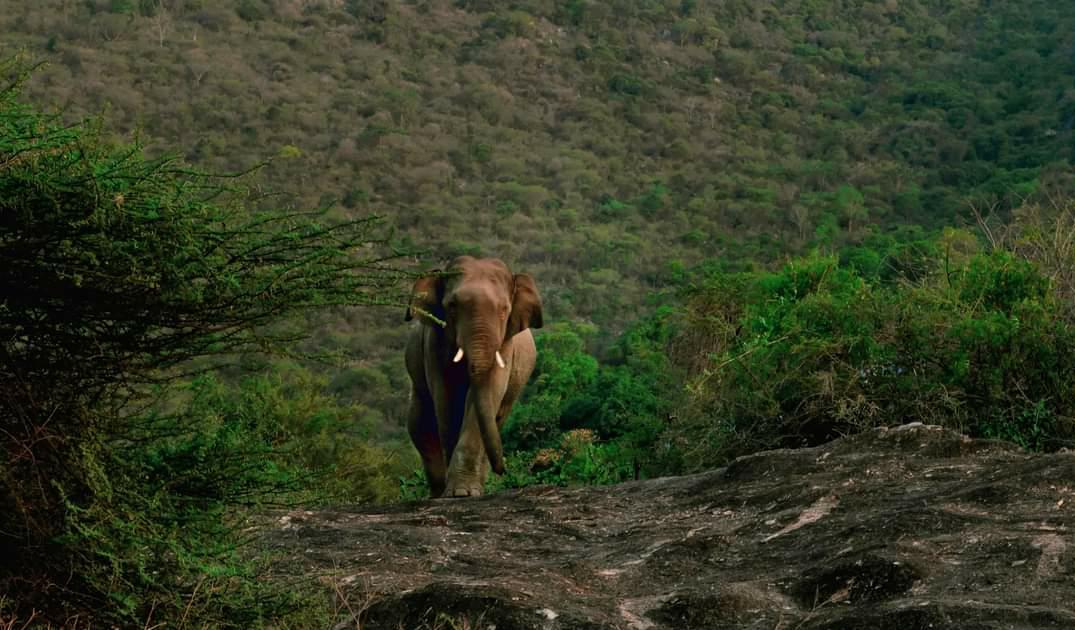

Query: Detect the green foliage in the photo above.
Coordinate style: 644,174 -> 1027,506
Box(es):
607,73 -> 645,97
594,193 -> 633,222
671,243 -> 1075,469
59,376 -> 307,625
236,0 -> 267,22
503,324 -> 600,451
189,367 -> 415,505
637,181 -> 668,218
490,429 -> 639,491
109,0 -> 135,15
499,312 -> 682,488
481,11 -> 535,39
838,226 -> 939,283
0,63 -> 407,626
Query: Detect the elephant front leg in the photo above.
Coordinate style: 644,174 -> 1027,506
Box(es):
470,397 -> 520,488
444,425 -> 485,497
478,397 -> 519,485
444,391 -> 493,497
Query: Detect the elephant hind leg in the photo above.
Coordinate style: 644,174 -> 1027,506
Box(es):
407,386 -> 446,498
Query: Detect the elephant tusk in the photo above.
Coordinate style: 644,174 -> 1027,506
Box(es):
453,348 -> 465,363
496,351 -> 506,368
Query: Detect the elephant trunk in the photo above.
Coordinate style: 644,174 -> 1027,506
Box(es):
463,326 -> 498,379
462,323 -> 506,475
478,403 -> 506,475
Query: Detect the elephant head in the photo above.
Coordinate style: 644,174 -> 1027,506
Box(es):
406,256 -> 543,476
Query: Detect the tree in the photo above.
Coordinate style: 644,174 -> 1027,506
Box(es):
0,61 -> 409,625
146,0 -> 173,46
835,184 -> 867,235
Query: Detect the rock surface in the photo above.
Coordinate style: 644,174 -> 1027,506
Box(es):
263,424 -> 1075,629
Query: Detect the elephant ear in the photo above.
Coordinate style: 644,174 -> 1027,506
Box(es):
507,273 -> 543,338
405,273 -> 444,323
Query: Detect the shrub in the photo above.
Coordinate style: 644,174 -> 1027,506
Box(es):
671,247 -> 1075,469
501,312 -> 682,487
0,62 -> 407,625
490,429 -> 639,490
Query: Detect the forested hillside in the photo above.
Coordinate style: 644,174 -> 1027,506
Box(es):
5,0 -> 1073,451
5,0 -> 1075,486
4,0 -> 1074,479
5,0 -> 1074,319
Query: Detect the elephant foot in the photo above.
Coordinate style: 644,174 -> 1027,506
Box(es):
444,483 -> 483,498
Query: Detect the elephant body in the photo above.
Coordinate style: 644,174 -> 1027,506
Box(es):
404,257 -> 542,498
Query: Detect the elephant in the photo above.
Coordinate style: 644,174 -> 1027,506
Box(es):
404,256 -> 543,498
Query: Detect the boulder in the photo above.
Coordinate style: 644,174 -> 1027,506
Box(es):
263,424 -> 1075,629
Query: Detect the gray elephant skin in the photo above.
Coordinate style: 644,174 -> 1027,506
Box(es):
405,256 -> 543,497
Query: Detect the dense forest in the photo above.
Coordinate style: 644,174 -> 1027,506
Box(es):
5,0 -> 1073,276
3,0 -> 1075,626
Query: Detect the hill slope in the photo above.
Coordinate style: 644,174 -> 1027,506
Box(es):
5,1 -> 1074,317
3,0 -> 1074,427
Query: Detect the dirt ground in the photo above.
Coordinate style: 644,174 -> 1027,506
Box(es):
262,424 -> 1075,629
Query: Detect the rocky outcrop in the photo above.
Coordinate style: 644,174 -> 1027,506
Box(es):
263,424 -> 1075,629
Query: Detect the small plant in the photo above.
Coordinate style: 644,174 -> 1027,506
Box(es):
980,400 -> 1054,451
399,467 -> 431,501
109,0 -> 134,14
